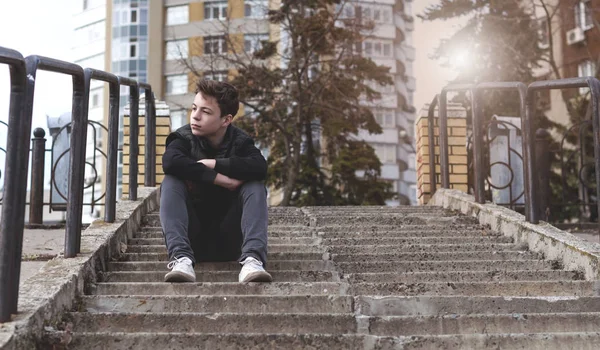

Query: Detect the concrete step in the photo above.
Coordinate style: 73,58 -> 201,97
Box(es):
108,260 -> 335,272
355,296 -> 600,316
44,332 -> 408,350
317,229 -> 496,238
368,312 -> 600,336
142,214 -> 313,227
317,224 -> 487,232
311,215 -> 480,226
323,236 -> 514,246
352,281 -> 596,296
332,251 -> 539,262
336,260 -> 552,273
330,243 -> 525,253
118,252 -> 327,262
134,231 -> 315,239
346,270 -> 582,283
50,331 -> 600,350
101,270 -> 338,283
128,237 -> 319,246
64,312 -> 357,334
126,244 -> 325,254
80,295 -> 354,314
89,282 -> 350,296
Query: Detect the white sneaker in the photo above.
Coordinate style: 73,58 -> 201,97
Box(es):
239,257 -> 273,283
164,257 -> 196,282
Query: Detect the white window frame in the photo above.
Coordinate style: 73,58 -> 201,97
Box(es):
244,33 -> 269,53
576,0 -> 593,31
166,40 -> 189,60
171,110 -> 188,130
363,40 -> 393,58
245,0 -> 268,19
166,74 -> 188,95
538,18 -> 549,49
374,144 -> 396,164
374,109 -> 395,128
205,1 -> 228,20
204,36 -> 227,54
205,71 -> 228,82
578,60 -> 596,94
166,5 -> 189,26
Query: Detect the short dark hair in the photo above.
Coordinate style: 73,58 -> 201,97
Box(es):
195,79 -> 239,118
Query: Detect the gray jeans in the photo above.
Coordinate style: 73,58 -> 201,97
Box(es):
159,174 -> 268,266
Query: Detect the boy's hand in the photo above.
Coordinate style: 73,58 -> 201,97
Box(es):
197,159 -> 216,169
214,173 -> 244,191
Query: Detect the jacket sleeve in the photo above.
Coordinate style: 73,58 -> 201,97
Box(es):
162,137 -> 218,184
214,138 -> 267,181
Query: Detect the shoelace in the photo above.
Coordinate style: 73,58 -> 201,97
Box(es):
167,257 -> 188,270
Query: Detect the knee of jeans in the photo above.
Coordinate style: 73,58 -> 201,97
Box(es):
161,174 -> 188,193
240,181 -> 266,197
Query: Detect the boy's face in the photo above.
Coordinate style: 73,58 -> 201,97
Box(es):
189,92 -> 231,137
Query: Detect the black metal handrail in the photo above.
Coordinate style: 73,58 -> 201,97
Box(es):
0,46 -> 158,322
430,77 -> 600,233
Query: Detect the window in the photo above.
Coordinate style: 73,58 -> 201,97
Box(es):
205,1 -> 227,20
363,40 -> 393,57
409,184 -> 417,203
575,0 -> 593,31
408,154 -> 416,170
578,60 -> 596,93
205,70 -> 228,82
373,144 -> 396,164
129,43 -> 137,58
245,0 -> 268,18
83,0 -> 88,11
166,5 -> 188,26
166,74 -> 188,95
538,18 -> 549,49
166,40 -> 188,60
374,109 -> 395,128
204,36 -> 227,54
91,92 -> 100,108
131,9 -> 138,24
359,4 -> 393,23
244,33 -> 269,53
171,110 -> 188,130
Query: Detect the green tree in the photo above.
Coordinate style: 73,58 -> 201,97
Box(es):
184,0 -> 396,206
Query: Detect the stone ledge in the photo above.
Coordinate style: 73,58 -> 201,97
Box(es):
0,187 -> 160,350
430,189 -> 600,282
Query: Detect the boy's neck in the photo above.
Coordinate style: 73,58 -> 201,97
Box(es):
205,126 -> 229,149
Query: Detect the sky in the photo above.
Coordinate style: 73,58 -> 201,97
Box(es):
0,0 -> 465,131
0,0 -> 74,132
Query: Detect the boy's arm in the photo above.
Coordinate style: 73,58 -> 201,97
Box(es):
162,138 -> 218,184
213,138 -> 267,181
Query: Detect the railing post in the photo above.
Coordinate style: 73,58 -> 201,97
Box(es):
29,128 -> 46,225
0,47 -> 27,322
535,129 -> 552,222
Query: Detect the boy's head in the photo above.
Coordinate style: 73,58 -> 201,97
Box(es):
190,80 -> 239,137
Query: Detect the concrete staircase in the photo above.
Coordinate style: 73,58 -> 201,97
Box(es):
46,206 -> 600,349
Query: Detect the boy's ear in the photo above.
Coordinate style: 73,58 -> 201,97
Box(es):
222,114 -> 233,126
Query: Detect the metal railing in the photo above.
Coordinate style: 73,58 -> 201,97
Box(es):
0,46 -> 157,322
429,77 -> 600,233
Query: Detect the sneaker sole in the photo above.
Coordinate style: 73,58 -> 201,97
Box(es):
164,271 -> 196,283
240,271 -> 273,283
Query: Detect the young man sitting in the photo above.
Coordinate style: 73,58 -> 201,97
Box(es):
160,79 -> 272,283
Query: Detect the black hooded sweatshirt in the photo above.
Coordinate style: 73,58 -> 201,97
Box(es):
162,124 -> 267,207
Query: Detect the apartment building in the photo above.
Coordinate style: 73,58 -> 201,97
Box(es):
73,0 -> 417,205
72,0 -> 109,220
